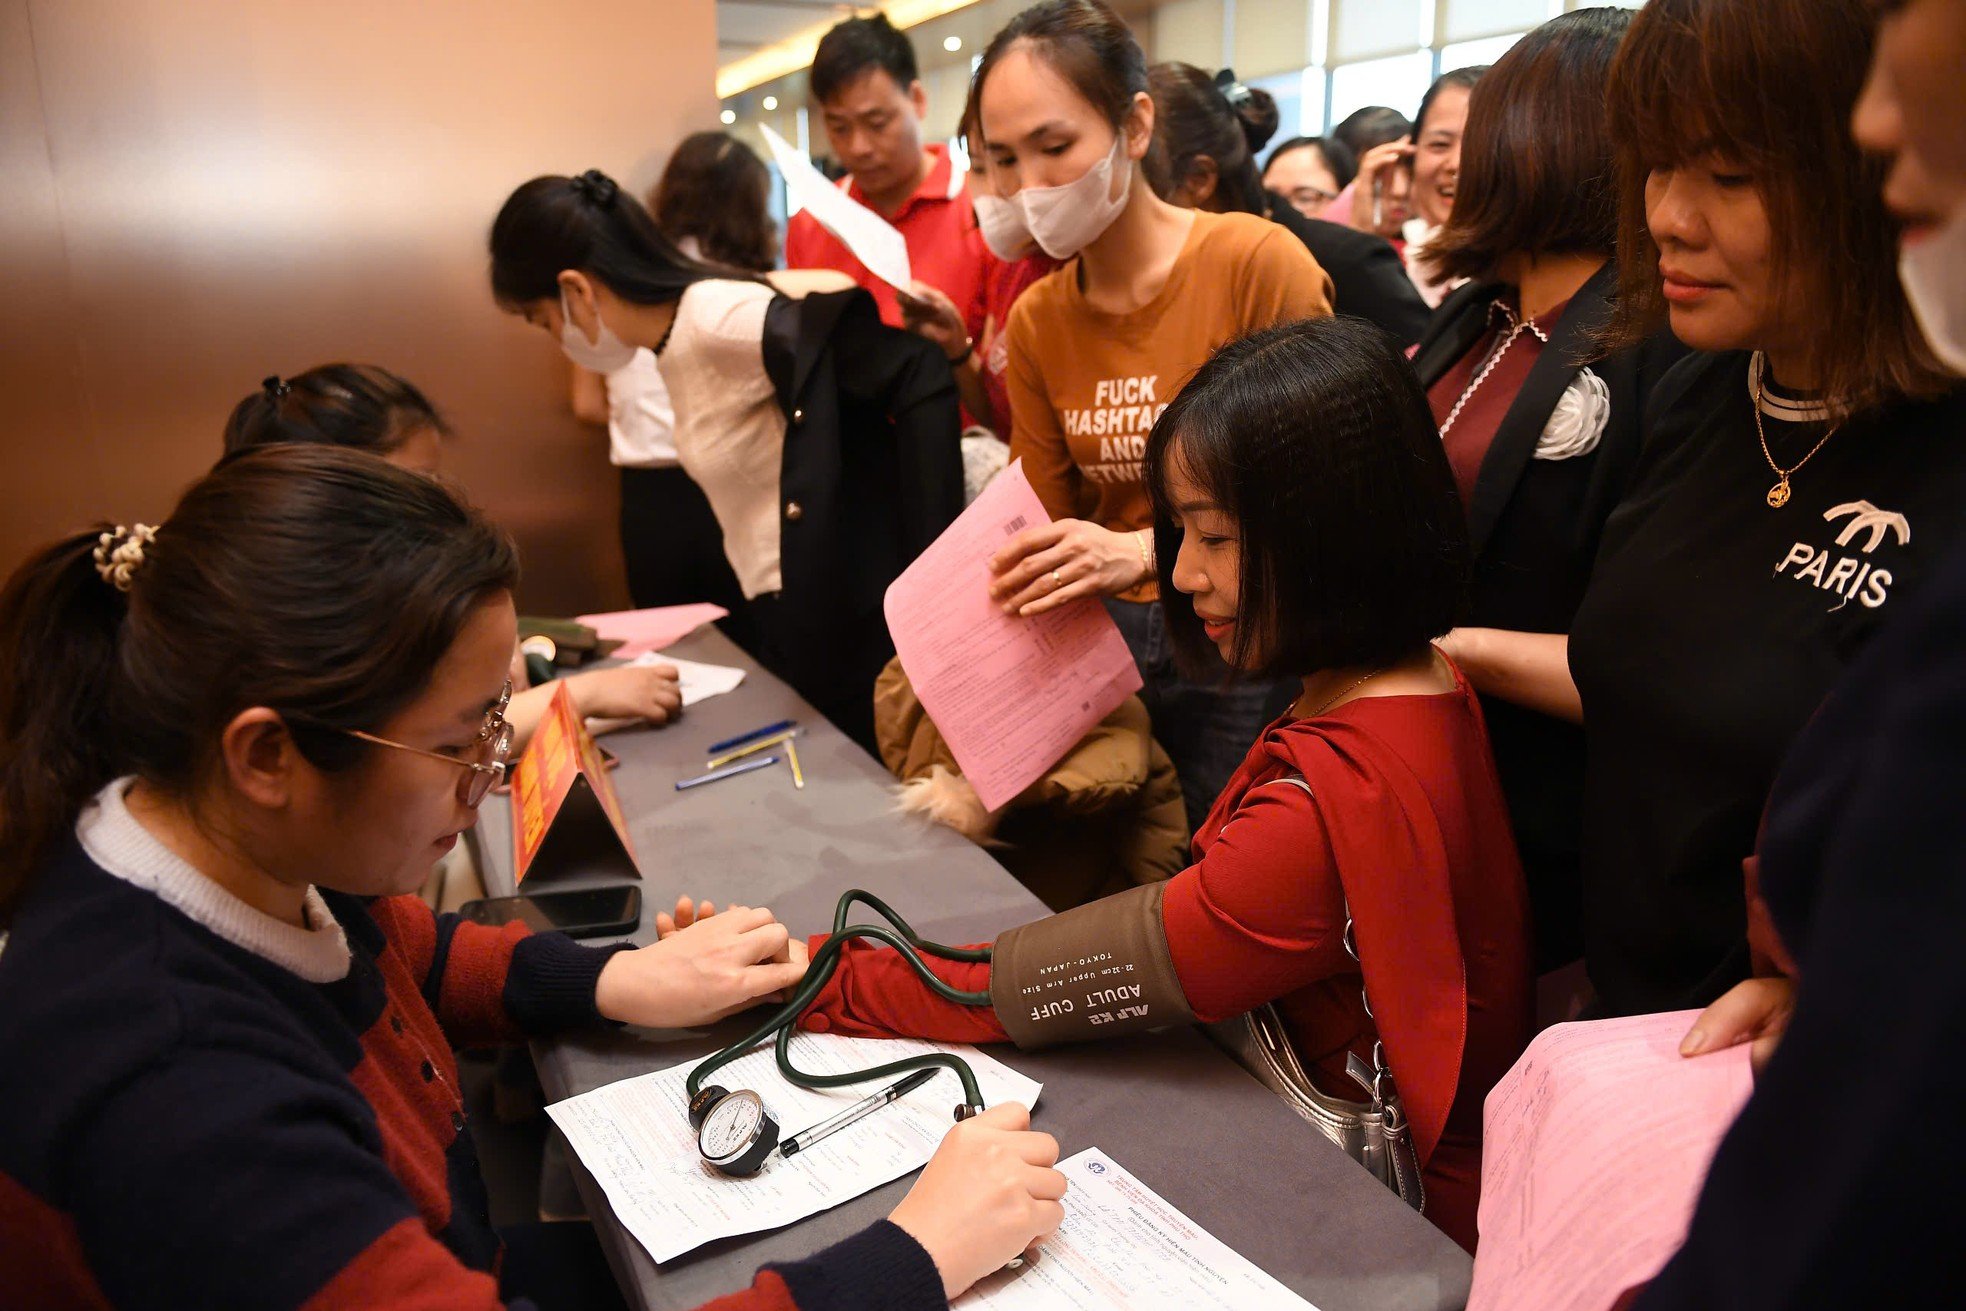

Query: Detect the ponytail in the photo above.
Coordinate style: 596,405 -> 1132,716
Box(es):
1145,62 -> 1276,216
0,532 -> 132,921
489,168 -> 714,309
0,446 -> 519,926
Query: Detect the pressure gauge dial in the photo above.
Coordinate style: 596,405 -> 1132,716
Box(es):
697,1088 -> 780,1176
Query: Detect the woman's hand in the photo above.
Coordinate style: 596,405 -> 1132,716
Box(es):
593,906 -> 807,1028
1680,976 -> 1797,1074
569,664 -> 683,727
888,1102 -> 1068,1300
989,520 -> 1151,617
898,281 -> 972,364
1349,137 -> 1414,233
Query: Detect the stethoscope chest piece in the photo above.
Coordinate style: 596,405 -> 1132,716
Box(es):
690,1085 -> 780,1177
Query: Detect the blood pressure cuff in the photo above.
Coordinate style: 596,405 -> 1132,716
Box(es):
989,882 -> 1196,1049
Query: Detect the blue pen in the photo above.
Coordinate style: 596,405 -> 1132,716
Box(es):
708,719 -> 797,754
675,755 -> 779,791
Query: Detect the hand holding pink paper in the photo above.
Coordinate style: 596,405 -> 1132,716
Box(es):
1468,1011 -> 1754,1311
884,462 -> 1143,811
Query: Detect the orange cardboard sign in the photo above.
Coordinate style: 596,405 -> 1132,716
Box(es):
511,683 -> 640,885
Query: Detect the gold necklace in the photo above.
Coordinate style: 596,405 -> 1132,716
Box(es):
1304,666 -> 1389,718
1753,366 -> 1839,508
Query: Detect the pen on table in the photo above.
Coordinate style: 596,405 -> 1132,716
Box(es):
778,1069 -> 937,1158
785,738 -> 806,790
709,719 -> 798,754
706,728 -> 802,770
675,755 -> 779,791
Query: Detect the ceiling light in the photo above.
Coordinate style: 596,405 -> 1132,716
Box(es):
762,95 -> 779,111
944,36 -> 962,52
720,109 -> 736,125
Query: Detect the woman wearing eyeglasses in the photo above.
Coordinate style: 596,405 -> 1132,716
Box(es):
0,445 -> 1066,1311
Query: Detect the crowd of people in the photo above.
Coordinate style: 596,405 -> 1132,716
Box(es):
2,0 -> 1964,1307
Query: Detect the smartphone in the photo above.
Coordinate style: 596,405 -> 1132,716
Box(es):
459,885 -> 642,938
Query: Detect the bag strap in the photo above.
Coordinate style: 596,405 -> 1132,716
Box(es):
1269,776 -> 1404,1120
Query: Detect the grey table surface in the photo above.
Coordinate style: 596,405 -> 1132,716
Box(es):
476,625 -> 1472,1311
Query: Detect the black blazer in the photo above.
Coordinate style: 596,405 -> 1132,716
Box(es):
1265,193 -> 1432,347
1410,261 -> 1686,966
759,286 -> 964,748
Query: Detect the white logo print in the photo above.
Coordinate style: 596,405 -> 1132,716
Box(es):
1824,500 -> 1911,552
1774,501 -> 1912,611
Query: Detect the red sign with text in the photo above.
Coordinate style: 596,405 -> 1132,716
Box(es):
510,683 -> 640,885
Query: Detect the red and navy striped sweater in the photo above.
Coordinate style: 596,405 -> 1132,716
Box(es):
0,836 -> 945,1311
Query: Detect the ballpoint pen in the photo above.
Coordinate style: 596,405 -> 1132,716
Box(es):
778,1069 -> 937,1158
675,755 -> 779,791
706,728 -> 801,771
709,719 -> 797,754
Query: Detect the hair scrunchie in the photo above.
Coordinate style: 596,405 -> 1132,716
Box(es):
1214,67 -> 1253,108
262,375 -> 292,400
570,169 -> 620,206
93,523 -> 157,593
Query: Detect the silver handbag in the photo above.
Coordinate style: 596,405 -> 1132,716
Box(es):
1203,778 -> 1426,1211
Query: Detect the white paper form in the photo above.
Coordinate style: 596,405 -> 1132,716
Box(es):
546,1034 -> 1042,1263
883,461 -> 1144,812
759,123 -> 912,291
957,1149 -> 1322,1311
629,651 -> 747,706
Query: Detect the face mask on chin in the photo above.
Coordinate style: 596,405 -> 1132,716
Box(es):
557,287 -> 639,373
1900,205 -> 1966,376
1013,130 -> 1134,260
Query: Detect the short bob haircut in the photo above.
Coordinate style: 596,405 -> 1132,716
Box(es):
1428,8 -> 1633,283
652,131 -> 776,274
1602,0 -> 1949,415
1146,316 -> 1470,679
222,364 -> 448,458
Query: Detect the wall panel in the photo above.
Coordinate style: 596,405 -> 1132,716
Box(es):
0,0 -> 719,614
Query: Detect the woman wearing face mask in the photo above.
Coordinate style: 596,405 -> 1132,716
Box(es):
489,170 -> 964,753
973,0 -> 1333,833
1145,62 -> 1431,346
1469,0 -> 1964,1019
1330,68 -> 1486,307
567,132 -> 771,641
0,445 -> 1071,1310
899,116 -> 1060,439
742,316 -> 1533,1253
1410,8 -> 1688,974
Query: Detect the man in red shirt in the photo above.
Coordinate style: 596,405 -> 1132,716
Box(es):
788,13 -> 992,343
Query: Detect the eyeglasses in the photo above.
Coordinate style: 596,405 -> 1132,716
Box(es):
329,681 -> 515,809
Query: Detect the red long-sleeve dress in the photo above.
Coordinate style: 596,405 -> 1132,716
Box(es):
801,664 -> 1533,1251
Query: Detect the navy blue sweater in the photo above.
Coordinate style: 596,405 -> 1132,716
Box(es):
0,839 -> 945,1311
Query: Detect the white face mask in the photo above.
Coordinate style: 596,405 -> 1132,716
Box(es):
1900,206 -> 1966,376
558,287 -> 639,373
973,192 -> 1036,261
1012,130 -> 1134,260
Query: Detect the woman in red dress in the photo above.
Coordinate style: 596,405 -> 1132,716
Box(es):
683,316 -> 1533,1251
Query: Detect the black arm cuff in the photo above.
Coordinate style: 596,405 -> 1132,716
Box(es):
769,1219 -> 947,1311
502,931 -> 632,1036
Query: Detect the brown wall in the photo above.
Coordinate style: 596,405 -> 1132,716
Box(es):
0,0 -> 719,615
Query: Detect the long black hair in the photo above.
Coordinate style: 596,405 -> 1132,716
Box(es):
490,168 -> 714,308
0,445 -> 518,922
1146,317 -> 1470,678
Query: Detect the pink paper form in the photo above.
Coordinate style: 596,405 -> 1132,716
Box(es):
1469,1011 -> 1755,1311
884,461 -> 1143,812
575,603 -> 729,659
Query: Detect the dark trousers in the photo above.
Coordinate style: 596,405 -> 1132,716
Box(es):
498,1221 -> 628,1311
1104,598 -> 1297,834
617,466 -> 759,657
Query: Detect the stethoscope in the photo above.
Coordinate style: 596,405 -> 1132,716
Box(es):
686,889 -> 994,1175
